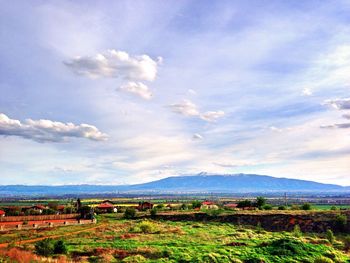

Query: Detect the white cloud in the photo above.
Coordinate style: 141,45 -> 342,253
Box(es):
64,49 -> 161,81
0,113 -> 108,143
302,88 -> 313,96
200,111 -> 225,122
168,100 -> 200,117
118,81 -> 152,100
324,98 -> 350,110
168,100 -> 224,122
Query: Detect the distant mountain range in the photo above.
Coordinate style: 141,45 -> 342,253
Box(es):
0,173 -> 349,197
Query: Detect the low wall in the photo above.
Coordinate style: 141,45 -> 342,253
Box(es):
149,211 -> 350,233
0,219 -> 96,231
0,214 -> 79,222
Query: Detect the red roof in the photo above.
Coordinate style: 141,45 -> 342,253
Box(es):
57,205 -> 65,210
0,210 -> 5,215
202,201 -> 215,205
224,203 -> 238,208
32,205 -> 46,210
97,203 -> 114,209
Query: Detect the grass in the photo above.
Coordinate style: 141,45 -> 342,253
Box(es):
0,212 -> 349,262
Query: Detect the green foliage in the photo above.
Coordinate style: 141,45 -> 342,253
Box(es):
330,206 -> 338,211
124,207 -> 136,219
54,240 -> 68,254
326,229 -> 335,245
237,200 -> 252,208
278,205 -> 287,210
150,208 -> 157,217
156,204 -> 164,209
256,197 -> 266,209
262,204 -> 273,210
343,235 -> 350,252
334,214 -> 347,232
180,203 -> 188,210
302,203 -> 312,210
313,256 -> 334,263
191,200 -> 201,209
293,225 -> 302,237
122,255 -> 146,262
35,238 -> 68,256
130,220 -> 159,233
35,238 -> 55,256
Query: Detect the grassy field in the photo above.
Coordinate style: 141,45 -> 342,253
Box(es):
0,213 -> 349,262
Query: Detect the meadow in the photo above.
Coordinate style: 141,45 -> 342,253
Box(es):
0,213 -> 349,262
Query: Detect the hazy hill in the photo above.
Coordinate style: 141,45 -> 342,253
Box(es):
0,173 -> 349,197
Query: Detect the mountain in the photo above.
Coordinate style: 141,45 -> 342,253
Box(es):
0,174 -> 349,197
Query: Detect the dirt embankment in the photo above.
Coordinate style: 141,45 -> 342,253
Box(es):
147,211 -> 350,233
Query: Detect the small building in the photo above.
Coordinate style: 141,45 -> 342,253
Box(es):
224,203 -> 238,210
97,203 -> 117,213
0,210 -> 5,217
201,201 -> 218,210
31,205 -> 47,214
137,201 -> 154,211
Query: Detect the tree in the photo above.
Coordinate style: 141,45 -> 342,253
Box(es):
237,200 -> 252,208
191,200 -> 202,209
54,240 -> 68,254
301,203 -> 311,210
124,207 -> 136,219
35,239 -> 55,256
256,197 -> 266,209
150,208 -> 157,217
334,214 -> 347,232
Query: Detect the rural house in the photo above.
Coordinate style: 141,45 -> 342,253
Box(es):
201,201 -> 218,210
97,203 -> 117,213
137,201 -> 154,211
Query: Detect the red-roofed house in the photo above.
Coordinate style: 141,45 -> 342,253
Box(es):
97,203 -> 117,213
201,201 -> 218,210
224,203 -> 238,210
31,205 -> 47,214
0,210 -> 5,217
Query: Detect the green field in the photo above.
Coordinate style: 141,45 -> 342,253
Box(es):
1,213 -> 349,262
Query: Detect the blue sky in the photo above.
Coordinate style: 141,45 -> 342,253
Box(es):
0,0 -> 349,185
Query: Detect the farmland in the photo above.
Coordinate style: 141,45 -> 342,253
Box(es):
0,211 -> 349,262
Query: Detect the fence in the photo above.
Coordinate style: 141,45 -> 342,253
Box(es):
0,214 -> 79,222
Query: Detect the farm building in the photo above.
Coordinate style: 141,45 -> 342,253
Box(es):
97,203 -> 117,213
224,203 -> 238,209
0,210 -> 5,217
201,201 -> 218,210
137,201 -> 154,211
30,205 -> 47,214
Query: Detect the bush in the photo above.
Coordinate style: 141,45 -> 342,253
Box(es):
293,225 -> 302,237
256,197 -> 266,209
192,200 -> 202,209
124,207 -> 136,219
343,235 -> 350,251
334,214 -> 347,232
150,208 -> 157,217
263,204 -> 273,210
180,203 -> 188,210
54,240 -> 67,254
326,229 -> 335,245
237,200 -> 252,208
301,203 -> 312,210
139,220 -> 159,233
313,256 -> 334,263
35,239 -> 55,256
122,255 -> 146,262
278,205 -> 286,210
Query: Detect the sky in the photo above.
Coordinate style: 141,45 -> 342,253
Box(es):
0,0 -> 350,186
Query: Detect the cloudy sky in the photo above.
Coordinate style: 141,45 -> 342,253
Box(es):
1,0 -> 350,185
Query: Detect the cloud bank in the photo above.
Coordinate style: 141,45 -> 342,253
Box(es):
0,113 -> 108,143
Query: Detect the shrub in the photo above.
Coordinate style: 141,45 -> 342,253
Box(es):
54,240 -> 68,254
139,220 -> 159,233
291,205 -> 301,210
256,197 -> 266,209
35,239 -> 55,256
156,204 -> 164,209
150,208 -> 157,217
293,225 -> 302,237
313,256 -> 334,263
330,206 -> 338,211
192,200 -> 202,209
326,229 -> 335,245
278,205 -> 286,210
263,204 -> 273,210
334,214 -> 347,232
237,200 -> 252,208
343,235 -> 350,251
122,254 -> 146,262
180,203 -> 188,210
301,203 -> 312,210
124,207 -> 136,219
